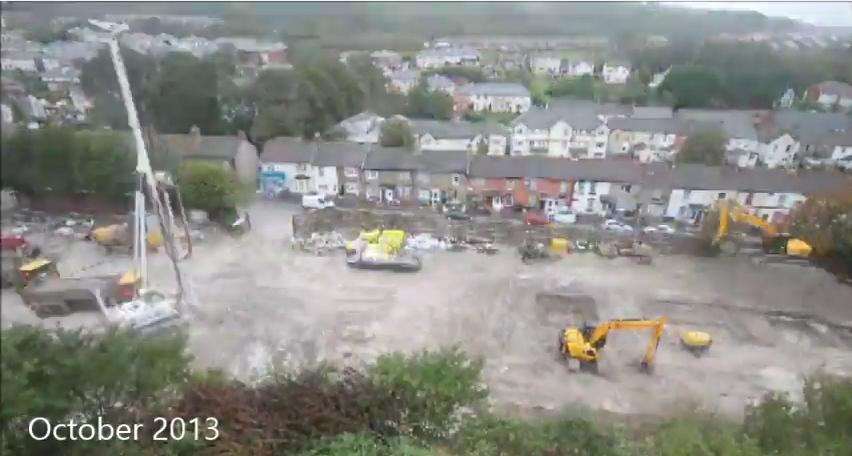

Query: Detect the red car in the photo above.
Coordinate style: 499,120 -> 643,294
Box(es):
524,211 -> 550,226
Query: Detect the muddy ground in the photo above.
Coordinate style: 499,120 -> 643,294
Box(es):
3,200 -> 852,421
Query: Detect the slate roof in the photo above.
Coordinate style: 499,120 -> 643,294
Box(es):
632,106 -> 673,119
609,117 -> 706,135
416,150 -> 469,173
408,119 -> 507,139
468,156 -> 645,182
670,163 -> 852,194
158,134 -> 244,161
363,147 -> 422,170
762,110 -> 852,144
463,83 -> 530,97
312,142 -> 369,167
261,137 -> 316,163
513,99 -> 630,130
674,109 -> 761,140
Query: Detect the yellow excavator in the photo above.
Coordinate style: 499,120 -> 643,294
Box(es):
559,318 -> 668,373
713,200 -> 812,257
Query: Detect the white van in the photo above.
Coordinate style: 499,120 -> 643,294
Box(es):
301,193 -> 335,209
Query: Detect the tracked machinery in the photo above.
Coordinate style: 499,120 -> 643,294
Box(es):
559,318 -> 668,374
712,199 -> 812,258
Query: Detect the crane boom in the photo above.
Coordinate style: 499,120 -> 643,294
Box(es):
91,19 -> 193,309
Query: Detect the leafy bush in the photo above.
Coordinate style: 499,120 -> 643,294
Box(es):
1,326 -> 190,454
645,417 -> 761,456
451,414 -> 629,456
177,161 -> 244,214
789,192 -> 852,268
297,433 -> 432,456
677,129 -> 727,166
367,346 -> 487,439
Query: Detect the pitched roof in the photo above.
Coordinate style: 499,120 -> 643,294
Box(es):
416,150 -> 468,173
632,106 -> 673,119
408,119 -> 507,139
675,109 -> 761,140
760,110 -> 851,144
312,142 -> 369,167
670,163 -> 852,194
261,137 -> 316,163
158,134 -> 244,161
468,156 -> 645,182
513,99 -> 630,130
609,117 -> 705,135
363,147 -> 422,170
462,82 -> 530,97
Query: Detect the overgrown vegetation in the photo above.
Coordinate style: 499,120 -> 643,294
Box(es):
789,192 -> 852,271
677,129 -> 728,166
379,119 -> 415,148
177,161 -> 245,217
2,325 -> 851,455
0,126 -> 134,201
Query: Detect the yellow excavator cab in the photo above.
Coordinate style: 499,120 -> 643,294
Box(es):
19,258 -> 53,273
18,258 -> 58,284
378,230 -> 406,253
560,318 -> 667,373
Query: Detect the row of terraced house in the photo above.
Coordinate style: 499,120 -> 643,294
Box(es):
255,136 -> 851,226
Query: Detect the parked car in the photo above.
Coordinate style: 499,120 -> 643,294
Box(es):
302,193 -> 335,209
524,211 -> 549,225
602,219 -> 634,233
447,211 -> 471,221
643,224 -> 675,235
551,208 -> 577,224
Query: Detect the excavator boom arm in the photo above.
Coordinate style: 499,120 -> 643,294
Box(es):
587,318 -> 668,367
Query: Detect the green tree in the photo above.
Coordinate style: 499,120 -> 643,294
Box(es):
406,82 -> 453,120
789,192 -> 852,269
379,119 -> 414,148
549,75 -> 595,99
677,130 -> 727,166
659,65 -> 725,108
178,161 -> 243,214
146,53 -> 223,134
81,47 -> 158,129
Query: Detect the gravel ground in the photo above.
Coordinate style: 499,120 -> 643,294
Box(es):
3,200 -> 851,421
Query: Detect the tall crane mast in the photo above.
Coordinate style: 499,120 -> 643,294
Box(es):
90,20 -> 193,309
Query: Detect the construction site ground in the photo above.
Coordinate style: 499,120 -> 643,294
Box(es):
3,200 -> 852,421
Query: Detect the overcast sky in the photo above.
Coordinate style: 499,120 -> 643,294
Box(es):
668,1 -> 852,27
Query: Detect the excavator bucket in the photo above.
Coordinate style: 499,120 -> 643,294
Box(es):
786,238 -> 812,258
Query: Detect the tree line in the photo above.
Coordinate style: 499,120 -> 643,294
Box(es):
2,325 -> 851,455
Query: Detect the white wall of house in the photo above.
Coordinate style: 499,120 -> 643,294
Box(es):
602,64 -> 630,84
728,138 -> 759,152
469,94 -> 531,113
342,166 -> 361,196
566,61 -> 594,77
487,134 -> 507,155
831,145 -> 852,161
569,181 -> 613,216
735,191 -> 805,221
1,58 -> 37,72
760,134 -> 800,169
262,162 -> 313,194
530,56 -> 561,75
817,93 -> 852,110
418,134 -> 472,151
511,122 -> 608,158
311,165 -> 339,196
665,189 -> 737,220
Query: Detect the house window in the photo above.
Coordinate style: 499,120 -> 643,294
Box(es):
717,192 -> 727,199
318,167 -> 325,177
297,163 -> 308,172
366,170 -> 378,180
344,167 -> 359,178
621,184 -> 632,192
452,174 -> 461,186
684,190 -> 692,199
785,145 -> 791,152
588,182 -> 596,195
778,194 -> 787,205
